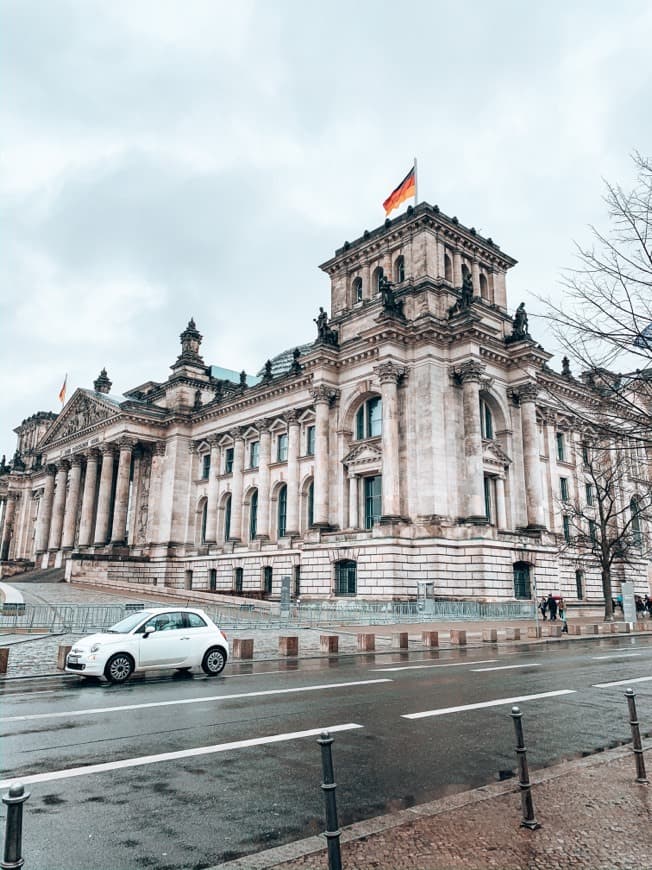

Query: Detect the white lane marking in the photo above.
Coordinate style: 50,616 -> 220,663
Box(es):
593,676 -> 652,688
374,659 -> 498,673
0,679 -> 392,723
0,723 -> 362,788
470,664 -> 541,672
402,689 -> 576,719
592,653 -> 642,660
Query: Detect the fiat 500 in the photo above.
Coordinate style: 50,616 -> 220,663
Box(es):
65,607 -> 229,683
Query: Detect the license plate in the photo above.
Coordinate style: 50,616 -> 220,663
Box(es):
67,655 -> 79,663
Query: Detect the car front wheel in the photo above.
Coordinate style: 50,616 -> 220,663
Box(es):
202,647 -> 226,676
104,653 -> 134,684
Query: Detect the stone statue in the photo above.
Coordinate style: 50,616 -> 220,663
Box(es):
193,389 -> 202,410
513,302 -> 529,340
0,455 -> 7,474
289,347 -> 302,375
262,360 -> 273,382
561,356 -> 572,378
313,307 -> 339,346
460,272 -> 474,307
378,275 -> 405,318
239,370 -> 248,393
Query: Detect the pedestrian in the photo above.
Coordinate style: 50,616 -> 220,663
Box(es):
558,597 -> 568,632
547,593 -> 557,621
539,596 -> 548,621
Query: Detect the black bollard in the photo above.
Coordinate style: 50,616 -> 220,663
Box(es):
624,688 -> 648,784
317,731 -> 342,870
1,782 -> 30,870
511,706 -> 541,830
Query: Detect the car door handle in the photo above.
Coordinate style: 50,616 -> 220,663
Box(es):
180,636 -> 190,640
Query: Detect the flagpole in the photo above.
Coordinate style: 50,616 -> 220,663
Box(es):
413,156 -> 418,206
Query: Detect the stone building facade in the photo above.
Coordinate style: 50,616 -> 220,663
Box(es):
1,202 -> 649,601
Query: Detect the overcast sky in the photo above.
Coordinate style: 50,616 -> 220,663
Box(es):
1,0 -> 651,458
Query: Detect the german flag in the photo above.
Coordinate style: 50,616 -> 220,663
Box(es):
58,374 -> 67,405
383,166 -> 416,215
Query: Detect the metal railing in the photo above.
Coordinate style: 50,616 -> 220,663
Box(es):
0,598 -> 535,634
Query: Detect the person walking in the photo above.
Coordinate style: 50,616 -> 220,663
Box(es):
558,597 -> 568,632
547,593 -> 557,621
539,596 -> 548,621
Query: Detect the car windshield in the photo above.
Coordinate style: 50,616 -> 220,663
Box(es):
106,611 -> 155,634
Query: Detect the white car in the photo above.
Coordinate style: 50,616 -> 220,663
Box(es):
65,607 -> 229,683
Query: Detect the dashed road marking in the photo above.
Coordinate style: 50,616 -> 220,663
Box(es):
402,689 -> 576,719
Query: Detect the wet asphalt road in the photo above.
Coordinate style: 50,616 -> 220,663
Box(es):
2,636 -> 652,870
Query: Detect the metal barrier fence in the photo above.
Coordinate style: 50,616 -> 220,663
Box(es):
0,598 -> 535,634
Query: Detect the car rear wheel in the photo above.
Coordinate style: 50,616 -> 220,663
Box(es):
104,653 -> 134,684
201,647 -> 226,676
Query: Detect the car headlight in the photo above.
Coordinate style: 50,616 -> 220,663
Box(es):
90,644 -> 102,653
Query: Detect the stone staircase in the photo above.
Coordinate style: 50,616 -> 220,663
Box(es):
7,567 -> 66,584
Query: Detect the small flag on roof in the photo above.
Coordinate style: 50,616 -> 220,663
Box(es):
383,163 -> 417,216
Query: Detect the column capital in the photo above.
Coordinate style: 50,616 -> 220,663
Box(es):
283,408 -> 300,425
509,382 -> 539,404
453,360 -> 486,384
99,443 -> 115,457
69,454 -> 83,468
253,417 -> 273,434
540,408 -> 558,426
207,434 -> 220,447
311,385 -> 340,405
84,448 -> 100,462
55,459 -> 71,472
229,426 -> 246,442
151,441 -> 166,457
44,463 -> 57,476
374,361 -> 407,385
116,437 -> 135,452
7,490 -> 21,502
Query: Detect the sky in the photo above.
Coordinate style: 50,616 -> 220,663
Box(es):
2,0 -> 651,458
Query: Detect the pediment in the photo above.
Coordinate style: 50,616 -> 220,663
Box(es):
483,439 -> 511,468
342,441 -> 382,469
39,390 -> 122,448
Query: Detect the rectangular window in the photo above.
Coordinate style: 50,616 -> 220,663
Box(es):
364,475 -> 382,529
560,477 -> 569,502
335,560 -> 357,596
293,565 -> 301,599
201,453 -> 211,480
556,433 -> 565,462
589,519 -> 597,544
585,483 -> 593,506
277,433 -> 288,462
209,569 -> 217,592
368,397 -> 382,438
306,425 -> 315,456
263,566 -> 272,595
563,515 -> 571,543
224,447 -> 234,474
249,440 -> 259,468
234,567 -> 243,593
582,444 -> 590,465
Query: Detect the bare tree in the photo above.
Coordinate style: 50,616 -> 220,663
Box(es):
538,152 -> 652,444
556,441 -> 650,621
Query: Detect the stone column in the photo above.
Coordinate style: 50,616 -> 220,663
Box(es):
256,423 -> 272,540
453,250 -> 462,286
472,260 -> 480,294
362,262 -> 371,299
0,493 -> 18,560
111,439 -> 134,545
229,428 -> 245,541
285,410 -> 300,536
495,476 -> 507,530
94,444 -> 115,546
48,461 -> 69,551
34,466 -> 56,554
312,386 -> 337,528
77,450 -> 99,547
61,455 -> 83,549
520,383 -> 546,529
204,437 -> 220,544
348,473 -> 359,529
436,239 -> 445,278
376,362 -> 405,520
543,412 -> 559,532
458,361 -> 487,522
147,442 -> 166,543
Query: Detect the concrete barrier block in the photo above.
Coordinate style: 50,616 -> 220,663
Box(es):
568,624 -> 582,635
615,622 -> 631,633
279,636 -> 298,656
583,624 -> 599,635
0,647 -> 8,674
635,621 -> 647,632
320,635 -> 339,654
450,629 -> 467,646
527,626 -> 542,638
548,625 -> 562,638
356,633 -> 375,652
482,629 -> 497,643
233,638 -> 254,659
391,632 -> 409,650
57,644 -> 72,670
421,631 -> 439,647
504,628 -> 521,641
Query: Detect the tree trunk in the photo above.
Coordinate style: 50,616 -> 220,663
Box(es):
602,566 -> 614,621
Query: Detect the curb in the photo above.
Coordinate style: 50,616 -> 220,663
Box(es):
207,738 -> 652,869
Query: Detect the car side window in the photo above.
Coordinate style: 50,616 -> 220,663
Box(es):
185,613 -> 207,629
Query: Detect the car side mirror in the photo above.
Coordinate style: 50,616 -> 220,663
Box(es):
143,628 -> 153,639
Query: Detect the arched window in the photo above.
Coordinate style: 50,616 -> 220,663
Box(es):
631,497 -> 642,546
223,494 -> 232,542
249,490 -> 258,541
307,480 -> 314,527
444,254 -> 452,283
575,569 -> 584,600
335,559 -> 357,596
394,255 -> 405,283
480,399 -> 493,439
479,273 -> 488,299
372,266 -> 384,293
200,500 -> 208,544
352,276 -> 363,303
355,396 -> 382,439
513,562 -> 531,599
278,484 -> 287,537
